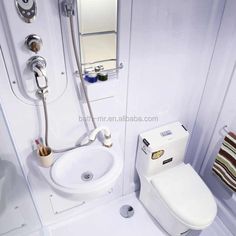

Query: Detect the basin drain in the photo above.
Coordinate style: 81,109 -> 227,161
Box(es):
120,205 -> 134,218
81,171 -> 93,181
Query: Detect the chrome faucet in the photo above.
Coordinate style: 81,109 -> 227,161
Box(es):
28,56 -> 48,95
89,127 -> 113,148
28,56 -> 47,77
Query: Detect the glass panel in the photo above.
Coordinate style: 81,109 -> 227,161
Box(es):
78,0 -> 117,34
0,106 -> 41,235
80,33 -> 116,65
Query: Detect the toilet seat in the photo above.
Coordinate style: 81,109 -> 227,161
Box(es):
151,163 -> 217,229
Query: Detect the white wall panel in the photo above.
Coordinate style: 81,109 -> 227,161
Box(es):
185,1 -> 236,233
124,0 -> 225,193
201,70 -> 236,233
0,53 -> 41,235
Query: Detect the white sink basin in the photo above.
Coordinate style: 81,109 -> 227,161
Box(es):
49,146 -> 123,200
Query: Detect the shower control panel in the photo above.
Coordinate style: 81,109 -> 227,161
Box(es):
15,0 -> 37,23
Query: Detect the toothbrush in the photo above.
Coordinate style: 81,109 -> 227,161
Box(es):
39,138 -> 49,155
35,139 -> 44,156
35,139 -> 47,156
39,137 -> 44,146
38,137 -> 48,155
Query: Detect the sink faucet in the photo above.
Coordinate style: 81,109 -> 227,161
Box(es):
89,127 -> 112,148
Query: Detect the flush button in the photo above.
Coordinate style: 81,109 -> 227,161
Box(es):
160,130 -> 172,137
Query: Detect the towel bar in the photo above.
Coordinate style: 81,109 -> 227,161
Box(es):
222,125 -> 229,134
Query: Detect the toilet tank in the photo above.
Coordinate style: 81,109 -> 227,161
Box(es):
136,122 -> 189,177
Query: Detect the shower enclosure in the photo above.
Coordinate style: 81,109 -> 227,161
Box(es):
0,106 -> 41,236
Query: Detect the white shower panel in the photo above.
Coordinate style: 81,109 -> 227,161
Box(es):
0,104 -> 42,235
200,66 -> 236,233
124,0 -> 225,194
0,0 -> 132,226
185,1 -> 236,233
0,0 -> 67,103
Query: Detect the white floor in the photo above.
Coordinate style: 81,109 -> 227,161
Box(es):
46,193 -> 233,236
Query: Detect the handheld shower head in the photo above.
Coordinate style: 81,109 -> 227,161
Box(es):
62,0 -> 76,17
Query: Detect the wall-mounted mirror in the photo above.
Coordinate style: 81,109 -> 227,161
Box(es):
76,0 -> 118,74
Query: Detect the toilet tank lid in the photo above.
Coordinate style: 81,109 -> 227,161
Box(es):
151,163 -> 217,229
139,121 -> 189,149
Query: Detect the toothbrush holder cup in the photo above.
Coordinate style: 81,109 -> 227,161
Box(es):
37,146 -> 53,168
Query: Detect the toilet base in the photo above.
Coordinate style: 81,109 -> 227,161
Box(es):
139,178 -> 190,236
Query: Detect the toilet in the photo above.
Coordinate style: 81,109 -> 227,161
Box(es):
136,122 -> 217,236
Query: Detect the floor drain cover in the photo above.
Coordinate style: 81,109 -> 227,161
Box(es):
81,171 -> 93,181
120,205 -> 134,218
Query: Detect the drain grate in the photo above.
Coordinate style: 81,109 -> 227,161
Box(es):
120,205 -> 134,218
81,171 -> 93,181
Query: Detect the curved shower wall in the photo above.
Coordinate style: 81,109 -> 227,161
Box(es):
0,106 -> 41,236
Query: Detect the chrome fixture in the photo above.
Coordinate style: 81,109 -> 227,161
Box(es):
94,65 -> 104,72
62,0 -> 75,17
84,65 -> 104,74
89,127 -> 113,148
81,171 -> 93,182
222,125 -> 229,133
25,34 -> 42,53
120,205 -> 134,218
28,56 -> 48,93
83,63 -> 123,76
15,0 -> 37,23
221,125 -> 235,136
28,56 -> 46,74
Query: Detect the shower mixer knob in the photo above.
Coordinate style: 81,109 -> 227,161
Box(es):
25,34 -> 42,53
28,56 -> 47,74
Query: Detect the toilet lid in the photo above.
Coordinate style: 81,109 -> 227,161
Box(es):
151,163 -> 217,229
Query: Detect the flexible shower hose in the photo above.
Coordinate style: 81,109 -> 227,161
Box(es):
41,95 -> 48,146
41,91 -> 93,153
39,15 -> 97,153
69,16 -> 97,129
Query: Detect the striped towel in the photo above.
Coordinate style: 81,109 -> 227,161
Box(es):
212,131 -> 236,192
